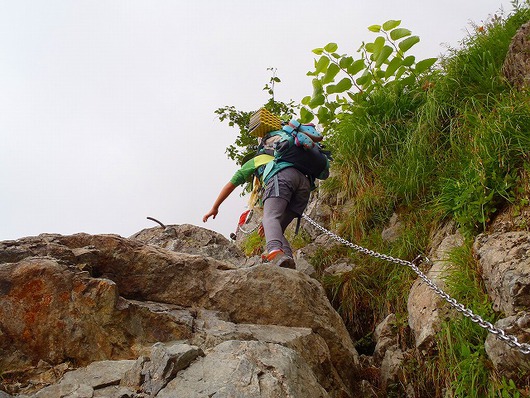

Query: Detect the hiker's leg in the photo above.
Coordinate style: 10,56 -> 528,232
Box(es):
262,168 -> 310,258
262,196 -> 292,256
280,209 -> 297,232
286,170 -> 311,218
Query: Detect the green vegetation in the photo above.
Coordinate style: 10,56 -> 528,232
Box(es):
218,1 -> 530,395
309,2 -> 530,396
215,68 -> 298,167
241,229 -> 265,256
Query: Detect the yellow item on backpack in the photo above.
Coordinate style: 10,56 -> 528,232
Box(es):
249,108 -> 282,137
247,154 -> 274,208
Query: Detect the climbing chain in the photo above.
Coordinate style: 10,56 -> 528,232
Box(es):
302,213 -> 530,355
237,209 -> 262,235
238,223 -> 261,235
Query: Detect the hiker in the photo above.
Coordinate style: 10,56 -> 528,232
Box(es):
203,119 -> 330,269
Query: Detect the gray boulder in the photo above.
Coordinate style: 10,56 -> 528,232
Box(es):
474,230 -> 530,316
407,224 -> 464,351
0,230 -> 358,397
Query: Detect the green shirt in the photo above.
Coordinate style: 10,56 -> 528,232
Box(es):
229,154 -> 293,187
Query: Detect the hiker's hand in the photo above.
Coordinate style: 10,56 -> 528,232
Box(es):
203,208 -> 218,223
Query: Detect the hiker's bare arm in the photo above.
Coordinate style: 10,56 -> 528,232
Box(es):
203,182 -> 237,222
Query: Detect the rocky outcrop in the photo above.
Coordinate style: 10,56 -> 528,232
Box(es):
484,311 -> 530,378
503,21 -> 530,91
407,222 -> 464,351
0,227 -> 359,397
474,228 -> 530,375
131,223 -> 247,265
4,202 -> 530,396
473,230 -> 530,316
381,213 -> 404,243
303,182 -> 336,240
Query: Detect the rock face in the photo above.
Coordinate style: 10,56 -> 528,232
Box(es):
0,226 -> 358,397
503,21 -> 530,91
158,340 -> 330,398
131,223 -> 247,265
473,229 -> 530,375
474,231 -> 530,316
484,312 -> 530,378
407,222 -> 464,351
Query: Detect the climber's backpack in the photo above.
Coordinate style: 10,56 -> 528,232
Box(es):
258,119 -> 331,181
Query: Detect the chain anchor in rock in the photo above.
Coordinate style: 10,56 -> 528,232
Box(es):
301,213 -> 530,355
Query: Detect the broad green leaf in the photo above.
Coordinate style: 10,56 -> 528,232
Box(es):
312,78 -> 323,96
401,75 -> 415,87
375,45 -> 393,67
322,63 -> 340,84
331,52 -> 341,59
365,42 -> 375,53
368,24 -> 381,32
415,57 -> 437,74
399,36 -> 420,53
334,77 -> 353,92
347,59 -> 365,75
326,84 -> 337,94
339,56 -> 353,69
382,20 -> 401,31
300,107 -> 314,123
312,47 -> 324,55
385,57 -> 402,78
373,36 -> 385,53
315,56 -> 330,74
324,42 -> 338,52
390,28 -> 411,41
317,106 -> 331,123
309,93 -> 325,108
402,55 -> 415,66
395,65 -> 407,79
375,69 -> 386,79
356,74 -> 371,86
301,95 -> 312,105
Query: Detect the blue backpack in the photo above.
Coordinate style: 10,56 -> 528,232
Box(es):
258,119 -> 331,181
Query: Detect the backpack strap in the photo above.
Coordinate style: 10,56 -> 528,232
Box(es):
282,120 -> 301,135
254,153 -> 274,168
247,154 -> 274,209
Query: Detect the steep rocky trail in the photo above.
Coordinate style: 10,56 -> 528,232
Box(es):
0,225 -> 360,397
1,209 -> 530,397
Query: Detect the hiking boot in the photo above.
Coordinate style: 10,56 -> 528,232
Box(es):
262,249 -> 296,269
262,249 -> 282,263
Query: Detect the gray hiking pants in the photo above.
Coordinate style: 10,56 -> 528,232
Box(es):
262,167 -> 311,257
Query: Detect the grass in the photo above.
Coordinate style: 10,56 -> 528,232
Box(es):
241,230 -> 265,256
315,3 -> 530,396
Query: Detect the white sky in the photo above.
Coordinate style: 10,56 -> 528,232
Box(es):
0,0 -> 515,241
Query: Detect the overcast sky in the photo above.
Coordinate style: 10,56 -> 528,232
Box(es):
0,0 -> 515,241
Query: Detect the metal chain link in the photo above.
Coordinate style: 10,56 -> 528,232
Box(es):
302,213 -> 530,355
236,209 -> 261,235
238,223 -> 261,235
